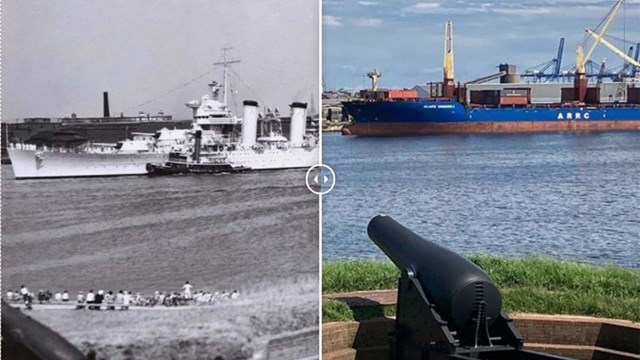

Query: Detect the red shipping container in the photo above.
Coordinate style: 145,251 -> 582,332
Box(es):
388,90 -> 418,99
499,96 -> 528,105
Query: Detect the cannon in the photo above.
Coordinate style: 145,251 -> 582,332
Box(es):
367,215 -> 573,360
1,300 -> 87,360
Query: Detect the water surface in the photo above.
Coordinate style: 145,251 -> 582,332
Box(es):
323,132 -> 639,268
2,167 -> 318,293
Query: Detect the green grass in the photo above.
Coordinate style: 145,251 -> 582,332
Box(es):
322,256 -> 640,323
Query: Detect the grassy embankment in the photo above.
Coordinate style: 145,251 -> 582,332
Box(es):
29,274 -> 318,360
323,256 -> 640,322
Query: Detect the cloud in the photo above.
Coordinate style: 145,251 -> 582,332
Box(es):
357,1 -> 379,6
413,2 -> 441,9
323,15 -> 343,27
399,0 -> 637,17
353,18 -> 383,27
493,8 -> 552,15
341,64 -> 358,72
403,2 -> 442,13
420,67 -> 442,74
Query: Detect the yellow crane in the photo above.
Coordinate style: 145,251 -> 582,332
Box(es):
585,29 -> 640,69
576,0 -> 625,74
367,70 -> 382,91
443,20 -> 454,82
442,20 -> 455,99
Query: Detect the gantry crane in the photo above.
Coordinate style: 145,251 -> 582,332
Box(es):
522,38 -> 565,82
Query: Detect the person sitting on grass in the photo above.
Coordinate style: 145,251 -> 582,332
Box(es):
182,281 -> 193,302
86,290 -> 95,310
104,291 -> 115,310
54,292 -> 62,302
163,292 -> 173,307
6,289 -> 14,303
121,291 -> 130,310
62,290 -> 69,302
94,290 -> 104,311
24,292 -> 33,311
20,285 -> 29,303
76,291 -> 85,310
194,291 -> 205,305
37,290 -> 46,304
231,290 -> 240,299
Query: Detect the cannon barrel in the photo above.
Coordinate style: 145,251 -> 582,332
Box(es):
1,300 -> 85,360
367,215 -> 502,331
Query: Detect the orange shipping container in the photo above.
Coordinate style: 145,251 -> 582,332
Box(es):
499,96 -> 528,105
387,90 -> 418,99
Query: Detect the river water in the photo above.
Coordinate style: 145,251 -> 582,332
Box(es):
322,131 -> 640,268
1,167 -> 318,293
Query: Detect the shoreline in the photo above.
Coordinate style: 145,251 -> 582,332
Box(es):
22,275 -> 319,360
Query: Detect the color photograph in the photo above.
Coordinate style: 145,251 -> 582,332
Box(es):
321,0 -> 639,359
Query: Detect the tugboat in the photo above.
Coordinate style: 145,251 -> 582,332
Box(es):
146,130 -> 247,176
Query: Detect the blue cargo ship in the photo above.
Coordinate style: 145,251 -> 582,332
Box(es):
341,100 -> 640,136
340,14 -> 640,136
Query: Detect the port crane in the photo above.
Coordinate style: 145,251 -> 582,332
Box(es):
620,44 -> 640,78
521,38 -> 565,82
576,0 -> 640,79
523,0 -> 638,83
442,20 -> 455,98
367,70 -> 382,91
585,29 -> 640,70
571,0 -> 640,101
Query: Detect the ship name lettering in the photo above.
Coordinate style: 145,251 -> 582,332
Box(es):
557,112 -> 590,120
423,105 -> 454,109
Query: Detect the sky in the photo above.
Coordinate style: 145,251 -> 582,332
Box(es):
2,0 -> 319,121
323,0 -> 640,90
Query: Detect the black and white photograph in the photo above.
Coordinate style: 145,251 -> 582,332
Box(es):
1,1 -> 320,359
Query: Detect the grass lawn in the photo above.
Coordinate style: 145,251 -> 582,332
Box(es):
323,256 -> 640,322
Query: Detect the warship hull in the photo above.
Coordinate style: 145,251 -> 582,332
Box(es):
7,148 -> 168,179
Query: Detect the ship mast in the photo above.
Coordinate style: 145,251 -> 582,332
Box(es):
213,46 -> 241,105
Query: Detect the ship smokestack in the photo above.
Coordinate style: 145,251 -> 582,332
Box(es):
289,102 -> 307,146
193,130 -> 202,162
103,91 -> 110,118
241,100 -> 259,148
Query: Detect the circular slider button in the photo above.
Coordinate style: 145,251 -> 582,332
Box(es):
305,164 -> 336,195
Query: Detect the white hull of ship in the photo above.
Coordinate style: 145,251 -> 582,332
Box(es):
226,147 -> 319,170
7,148 -> 168,179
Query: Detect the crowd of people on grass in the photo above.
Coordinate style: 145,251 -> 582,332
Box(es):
4,282 -> 240,310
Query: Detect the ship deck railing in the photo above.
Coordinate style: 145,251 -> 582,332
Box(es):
8,142 -> 132,154
467,102 -> 640,109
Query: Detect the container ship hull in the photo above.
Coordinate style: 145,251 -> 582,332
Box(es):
7,148 -> 168,179
341,100 -> 640,136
